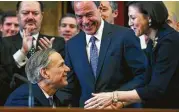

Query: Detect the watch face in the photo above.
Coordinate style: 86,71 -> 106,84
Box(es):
112,98 -> 118,103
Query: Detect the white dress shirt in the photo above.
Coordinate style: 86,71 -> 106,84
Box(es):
86,19 -> 104,61
13,31 -> 39,68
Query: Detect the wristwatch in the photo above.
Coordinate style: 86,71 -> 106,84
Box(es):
112,91 -> 119,103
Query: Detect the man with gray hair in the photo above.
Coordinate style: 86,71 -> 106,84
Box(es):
167,11 -> 179,32
99,1 -> 118,24
5,48 -> 70,107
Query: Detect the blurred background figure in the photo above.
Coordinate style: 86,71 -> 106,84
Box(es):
99,1 -> 118,24
0,11 -> 19,37
166,11 -> 179,32
164,1 -> 179,32
5,48 -> 70,107
58,13 -> 79,42
0,9 -> 4,37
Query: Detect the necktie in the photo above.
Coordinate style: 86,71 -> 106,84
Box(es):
48,96 -> 56,108
27,37 -> 36,58
90,36 -> 98,77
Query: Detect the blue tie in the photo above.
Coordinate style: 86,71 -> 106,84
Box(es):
90,36 -> 98,77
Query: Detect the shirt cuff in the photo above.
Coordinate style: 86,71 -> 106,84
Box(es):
13,49 -> 28,68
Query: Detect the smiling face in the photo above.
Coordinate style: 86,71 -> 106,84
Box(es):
74,1 -> 101,35
45,52 -> 70,88
99,1 -> 118,24
58,17 -> 79,41
17,1 -> 43,34
128,5 -> 149,37
1,16 -> 19,37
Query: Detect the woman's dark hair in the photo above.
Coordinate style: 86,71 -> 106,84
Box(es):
127,1 -> 168,29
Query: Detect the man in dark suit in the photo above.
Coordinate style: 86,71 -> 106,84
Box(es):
57,1 -> 147,107
0,1 -> 65,105
5,49 -> 70,107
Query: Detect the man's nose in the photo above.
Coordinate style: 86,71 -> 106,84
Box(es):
27,12 -> 35,19
64,64 -> 70,72
82,16 -> 89,24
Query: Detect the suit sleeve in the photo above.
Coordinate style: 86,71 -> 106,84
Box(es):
119,29 -> 147,90
56,43 -> 81,107
136,37 -> 179,101
0,38 -> 18,104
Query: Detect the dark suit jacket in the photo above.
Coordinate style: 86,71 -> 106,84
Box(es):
57,22 -> 147,107
136,24 -> 179,108
0,33 -> 65,105
5,84 -> 62,107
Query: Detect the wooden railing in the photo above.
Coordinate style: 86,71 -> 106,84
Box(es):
0,107 -> 178,112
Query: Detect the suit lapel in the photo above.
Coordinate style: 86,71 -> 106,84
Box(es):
96,22 -> 112,80
32,84 -> 50,106
12,33 -> 22,50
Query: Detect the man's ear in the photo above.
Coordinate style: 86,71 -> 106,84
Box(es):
40,68 -> 50,79
113,10 -> 118,18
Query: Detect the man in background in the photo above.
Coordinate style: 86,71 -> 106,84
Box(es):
58,13 -> 79,42
0,11 -> 19,37
0,9 -> 4,37
99,1 -> 118,24
167,11 -> 179,32
0,1 -> 65,105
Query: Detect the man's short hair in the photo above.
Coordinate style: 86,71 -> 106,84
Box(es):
25,48 -> 56,84
16,1 -> 44,12
71,1 -> 100,10
109,1 -> 118,11
0,9 -> 4,25
1,11 -> 16,24
59,13 -> 78,28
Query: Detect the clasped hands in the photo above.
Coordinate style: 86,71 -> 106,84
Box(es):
84,92 -> 123,110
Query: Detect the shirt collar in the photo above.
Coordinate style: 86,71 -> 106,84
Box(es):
86,19 -> 104,46
20,31 -> 39,40
39,85 -> 53,99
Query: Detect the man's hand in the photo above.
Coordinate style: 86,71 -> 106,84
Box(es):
38,37 -> 55,50
21,26 -> 35,55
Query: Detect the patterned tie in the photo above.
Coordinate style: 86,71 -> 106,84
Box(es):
90,36 -> 98,77
27,37 -> 36,58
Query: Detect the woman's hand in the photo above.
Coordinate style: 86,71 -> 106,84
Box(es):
84,92 -> 113,109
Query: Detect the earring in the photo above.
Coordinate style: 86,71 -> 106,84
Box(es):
149,19 -> 151,26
